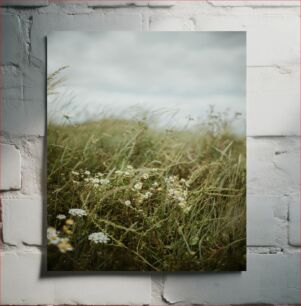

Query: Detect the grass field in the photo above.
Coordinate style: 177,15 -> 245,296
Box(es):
47,113 -> 246,271
47,68 -> 246,272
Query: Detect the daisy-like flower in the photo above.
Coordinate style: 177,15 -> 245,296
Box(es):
47,227 -> 60,245
57,238 -> 74,253
65,218 -> 74,225
100,178 -> 110,185
69,208 -> 87,217
88,232 -> 110,244
125,200 -> 131,206
134,182 -> 143,190
142,173 -> 149,180
56,214 -> 66,220
153,181 -> 159,187
63,225 -> 73,235
142,191 -> 152,199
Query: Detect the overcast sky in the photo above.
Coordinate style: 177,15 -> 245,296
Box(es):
48,31 -> 246,132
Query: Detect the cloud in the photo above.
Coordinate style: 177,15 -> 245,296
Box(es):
48,31 -> 246,131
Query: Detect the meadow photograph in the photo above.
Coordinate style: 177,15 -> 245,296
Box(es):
47,31 -> 246,272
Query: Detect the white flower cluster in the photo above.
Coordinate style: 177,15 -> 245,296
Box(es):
133,182 -> 143,190
124,200 -> 131,206
165,176 -> 191,213
115,165 -> 135,178
47,227 -> 60,245
56,214 -> 66,220
88,232 -> 110,244
69,208 -> 87,217
47,227 -> 74,253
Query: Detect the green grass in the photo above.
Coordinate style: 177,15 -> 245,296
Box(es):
47,112 -> 246,271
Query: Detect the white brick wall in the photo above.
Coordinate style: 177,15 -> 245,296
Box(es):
1,1 -> 300,304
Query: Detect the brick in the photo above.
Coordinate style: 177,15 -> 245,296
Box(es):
0,143 -> 21,190
103,13 -> 142,30
288,194 -> 300,246
2,13 -> 24,65
86,1 -> 146,7
2,251 -> 151,304
248,66 -> 300,136
248,137 -> 299,196
247,196 -> 281,246
0,0 -> 49,6
149,15 -> 194,31
2,198 -> 43,246
207,0 -> 300,7
20,137 -> 44,196
1,64 -> 45,136
148,1 -> 175,7
163,253 -> 299,304
193,10 -> 299,67
1,65 -> 24,136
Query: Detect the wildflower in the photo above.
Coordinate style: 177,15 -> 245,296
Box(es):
180,178 -> 190,187
84,170 -> 91,175
178,201 -> 191,213
142,173 -> 149,180
134,182 -> 143,190
88,232 -> 110,244
92,178 -> 100,184
96,172 -> 104,177
57,238 -> 74,253
71,171 -> 79,176
142,191 -> 152,199
153,181 -> 159,187
100,178 -> 110,185
125,200 -> 131,206
63,225 -> 73,235
69,208 -> 87,217
127,165 -> 133,170
56,214 -> 66,220
115,170 -> 123,175
47,227 -> 60,245
65,218 -> 74,225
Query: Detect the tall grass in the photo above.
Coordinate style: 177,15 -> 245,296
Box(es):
47,69 -> 246,271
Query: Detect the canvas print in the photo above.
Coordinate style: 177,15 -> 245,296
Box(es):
47,32 -> 246,271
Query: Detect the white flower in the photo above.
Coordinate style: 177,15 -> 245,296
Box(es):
71,171 -> 79,176
115,170 -> 123,175
56,214 -> 66,220
58,238 -> 73,253
100,178 -> 110,185
142,173 -> 149,180
142,191 -> 152,199
47,227 -> 60,245
125,200 -> 131,206
84,170 -> 91,175
153,181 -> 159,187
134,182 -> 143,190
88,232 -> 110,244
127,165 -> 133,170
69,208 -> 87,217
